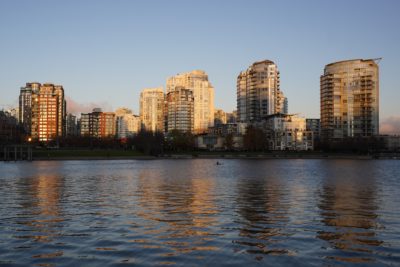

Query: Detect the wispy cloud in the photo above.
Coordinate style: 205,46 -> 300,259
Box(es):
380,116 -> 400,135
66,96 -> 113,115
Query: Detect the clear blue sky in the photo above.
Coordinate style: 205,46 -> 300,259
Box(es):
0,0 -> 399,120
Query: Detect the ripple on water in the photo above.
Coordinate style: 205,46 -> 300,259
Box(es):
0,159 -> 399,266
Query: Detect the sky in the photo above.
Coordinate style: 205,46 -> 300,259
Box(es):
0,0 -> 399,132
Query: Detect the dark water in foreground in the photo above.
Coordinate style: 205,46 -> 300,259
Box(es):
0,159 -> 399,266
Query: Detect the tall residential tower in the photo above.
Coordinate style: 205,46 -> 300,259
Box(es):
166,86 -> 194,133
237,60 -> 286,123
139,88 -> 164,132
166,70 -> 214,133
320,59 -> 379,141
19,82 -> 66,142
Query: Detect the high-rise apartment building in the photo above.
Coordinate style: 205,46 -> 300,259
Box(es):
80,108 -> 115,138
115,107 -> 140,139
166,70 -> 214,133
19,82 -> 41,134
166,87 -> 194,133
140,88 -> 164,132
320,59 -> 379,141
31,83 -> 66,142
19,82 -> 66,142
237,60 -> 286,123
66,113 -> 78,136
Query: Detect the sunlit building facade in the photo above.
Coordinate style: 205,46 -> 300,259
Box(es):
166,70 -> 214,133
166,87 -> 194,133
276,90 -> 288,114
237,60 -> 286,123
214,109 -> 227,125
320,59 -> 379,141
265,114 -> 313,150
79,113 -> 90,136
20,83 -> 66,142
140,88 -> 164,132
80,108 -> 115,138
115,107 -> 140,139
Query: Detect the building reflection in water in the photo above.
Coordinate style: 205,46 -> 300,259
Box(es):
134,161 -> 219,259
317,161 -> 382,264
233,173 -> 291,259
16,164 -> 64,244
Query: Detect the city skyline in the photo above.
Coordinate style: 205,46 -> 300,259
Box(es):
1,1 -> 399,133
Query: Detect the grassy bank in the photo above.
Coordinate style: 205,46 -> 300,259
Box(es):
28,149 -> 400,160
33,149 -> 145,159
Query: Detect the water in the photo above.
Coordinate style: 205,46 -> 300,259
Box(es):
0,159 -> 399,266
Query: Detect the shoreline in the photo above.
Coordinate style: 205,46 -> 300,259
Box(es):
7,153 -> 399,161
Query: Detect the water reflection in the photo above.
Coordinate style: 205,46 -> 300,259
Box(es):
317,161 -> 382,263
0,159 -> 398,266
135,164 -> 219,259
234,175 -> 291,259
16,173 -> 64,243
13,169 -> 66,264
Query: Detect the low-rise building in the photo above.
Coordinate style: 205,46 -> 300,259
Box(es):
306,118 -> 321,143
0,110 -> 24,144
208,123 -> 247,136
195,134 -> 243,150
80,108 -> 115,138
265,114 -> 313,150
214,109 -> 227,125
378,135 -> 400,152
226,110 -> 237,123
115,108 -> 140,139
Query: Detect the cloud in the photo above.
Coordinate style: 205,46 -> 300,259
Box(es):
380,116 -> 400,135
65,96 -> 113,116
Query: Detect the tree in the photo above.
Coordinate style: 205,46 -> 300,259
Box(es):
132,130 -> 164,155
243,126 -> 267,151
165,130 -> 194,152
224,133 -> 234,151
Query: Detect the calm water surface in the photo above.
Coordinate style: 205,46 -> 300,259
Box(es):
0,159 -> 399,266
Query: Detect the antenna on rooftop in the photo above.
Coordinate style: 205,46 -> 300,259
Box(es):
372,58 -> 382,64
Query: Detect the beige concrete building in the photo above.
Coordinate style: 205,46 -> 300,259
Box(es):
22,83 -> 66,142
139,88 -> 164,132
115,107 -> 140,139
320,59 -> 379,141
237,60 -> 286,123
166,70 -> 214,133
214,109 -> 227,125
265,114 -> 313,150
276,90 -> 288,114
166,87 -> 194,133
